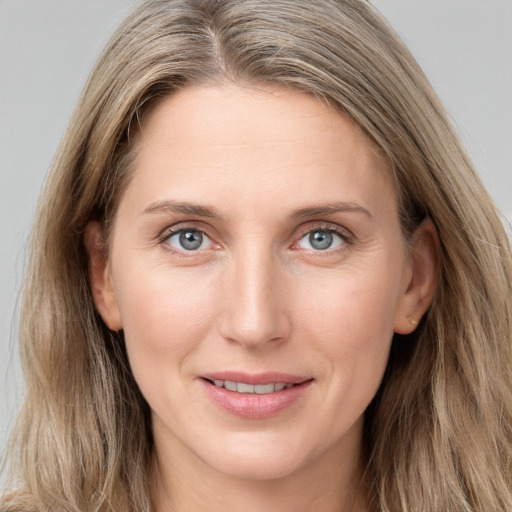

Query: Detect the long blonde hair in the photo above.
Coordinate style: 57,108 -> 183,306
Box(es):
2,1 -> 512,510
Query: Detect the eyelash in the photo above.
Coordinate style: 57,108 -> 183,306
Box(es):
157,224 -> 218,257
157,222 -> 354,256
293,223 -> 354,253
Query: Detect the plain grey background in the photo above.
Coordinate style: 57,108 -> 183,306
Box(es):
1,0 -> 511,457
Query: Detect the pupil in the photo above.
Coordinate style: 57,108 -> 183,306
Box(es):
309,231 -> 332,250
180,230 -> 203,250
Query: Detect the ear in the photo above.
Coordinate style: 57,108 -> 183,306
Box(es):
394,217 -> 440,334
84,221 -> 123,331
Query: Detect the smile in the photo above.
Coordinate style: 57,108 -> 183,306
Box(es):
201,374 -> 314,419
209,380 -> 294,394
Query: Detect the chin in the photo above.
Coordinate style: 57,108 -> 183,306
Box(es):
196,433 -> 315,482
209,453 -> 307,482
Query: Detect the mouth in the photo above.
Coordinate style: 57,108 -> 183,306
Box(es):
200,373 -> 314,419
203,379 -> 297,394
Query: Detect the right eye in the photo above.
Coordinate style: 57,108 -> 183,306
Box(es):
163,228 -> 214,252
296,229 -> 346,251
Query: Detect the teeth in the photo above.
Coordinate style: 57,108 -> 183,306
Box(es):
224,380 -> 237,392
254,383 -> 274,394
238,382 -> 255,393
210,379 -> 294,394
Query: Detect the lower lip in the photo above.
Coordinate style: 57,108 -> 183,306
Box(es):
201,379 -> 313,419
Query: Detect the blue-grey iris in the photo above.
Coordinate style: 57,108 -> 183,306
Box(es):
180,230 -> 203,250
309,230 -> 333,250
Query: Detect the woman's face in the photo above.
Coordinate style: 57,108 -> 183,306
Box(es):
89,84 -> 435,482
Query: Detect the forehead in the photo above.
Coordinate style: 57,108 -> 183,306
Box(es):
121,84 -> 395,220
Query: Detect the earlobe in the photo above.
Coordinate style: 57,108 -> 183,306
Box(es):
84,221 -> 123,331
394,217 -> 440,334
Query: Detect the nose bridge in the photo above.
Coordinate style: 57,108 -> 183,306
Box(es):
219,240 -> 289,348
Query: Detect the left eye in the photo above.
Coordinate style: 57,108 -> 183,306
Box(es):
297,229 -> 345,251
164,229 -> 212,251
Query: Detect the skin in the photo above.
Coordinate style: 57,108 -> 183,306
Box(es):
86,84 -> 439,511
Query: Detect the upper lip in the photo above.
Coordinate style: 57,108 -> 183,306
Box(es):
200,371 -> 312,385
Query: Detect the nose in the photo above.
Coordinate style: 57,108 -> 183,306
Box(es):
219,248 -> 291,349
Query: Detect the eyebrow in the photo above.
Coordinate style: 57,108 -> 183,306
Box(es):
291,202 -> 373,220
141,200 -> 372,221
141,200 -> 222,219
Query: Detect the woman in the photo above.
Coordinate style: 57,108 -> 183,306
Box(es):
2,1 -> 511,511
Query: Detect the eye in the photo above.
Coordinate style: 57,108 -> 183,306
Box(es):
163,228 -> 213,252
296,228 -> 346,251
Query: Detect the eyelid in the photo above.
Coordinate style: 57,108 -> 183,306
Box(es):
291,222 -> 355,251
157,222 -> 221,254
157,220 -> 215,240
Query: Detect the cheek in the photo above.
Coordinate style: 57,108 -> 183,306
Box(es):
296,265 -> 402,344
293,263 -> 404,393
112,263 -> 219,377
